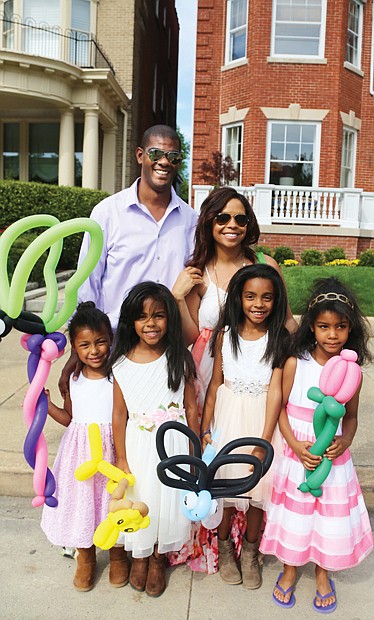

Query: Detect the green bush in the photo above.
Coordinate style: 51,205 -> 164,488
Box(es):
255,244 -> 273,257
358,249 -> 374,267
0,180 -> 109,277
324,247 -> 346,262
6,232 -> 47,284
273,245 -> 295,264
300,248 -> 324,266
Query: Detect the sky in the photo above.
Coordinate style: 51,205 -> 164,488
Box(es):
175,0 -> 198,145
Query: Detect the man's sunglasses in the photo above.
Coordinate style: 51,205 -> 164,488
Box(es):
215,213 -> 248,227
146,148 -> 183,165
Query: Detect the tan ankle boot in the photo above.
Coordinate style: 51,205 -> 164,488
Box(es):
241,538 -> 262,589
109,546 -> 129,587
218,538 -> 242,585
73,546 -> 96,592
145,553 -> 166,597
129,557 -> 149,592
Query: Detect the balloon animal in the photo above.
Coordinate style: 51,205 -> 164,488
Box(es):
298,350 -> 362,497
74,423 -> 135,494
93,478 -> 150,550
0,214 -> 103,506
156,421 -> 274,528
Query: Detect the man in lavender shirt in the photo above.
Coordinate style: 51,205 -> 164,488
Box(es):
59,124 -> 197,395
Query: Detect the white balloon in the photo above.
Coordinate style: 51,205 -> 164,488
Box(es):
201,498 -> 224,529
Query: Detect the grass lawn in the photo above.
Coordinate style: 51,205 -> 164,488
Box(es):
281,266 -> 374,317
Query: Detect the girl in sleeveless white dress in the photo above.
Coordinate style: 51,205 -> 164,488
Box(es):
109,282 -> 199,597
200,264 -> 290,588
260,277 -> 373,612
41,302 -> 121,592
171,187 -> 295,574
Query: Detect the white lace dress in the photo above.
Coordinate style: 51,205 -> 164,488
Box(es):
212,330 -> 283,512
41,373 -> 114,548
113,353 -> 191,558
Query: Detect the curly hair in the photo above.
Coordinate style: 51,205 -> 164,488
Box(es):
68,301 -> 113,344
187,187 -> 260,271
292,277 -> 372,365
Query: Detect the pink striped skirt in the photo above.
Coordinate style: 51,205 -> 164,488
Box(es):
260,402 -> 373,570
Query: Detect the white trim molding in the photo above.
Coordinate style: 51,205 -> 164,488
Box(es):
340,110 -> 362,130
220,105 -> 249,125
261,103 -> 329,122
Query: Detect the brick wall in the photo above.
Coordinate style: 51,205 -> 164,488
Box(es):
192,0 -> 374,192
257,231 -> 373,260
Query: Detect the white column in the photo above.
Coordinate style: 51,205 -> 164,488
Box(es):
82,108 -> 99,189
101,126 -> 116,194
58,108 -> 75,187
253,184 -> 273,225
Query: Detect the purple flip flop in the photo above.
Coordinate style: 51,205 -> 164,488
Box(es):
313,578 -> 337,614
272,572 -> 296,608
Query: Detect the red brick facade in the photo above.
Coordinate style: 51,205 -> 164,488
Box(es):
192,0 -> 374,190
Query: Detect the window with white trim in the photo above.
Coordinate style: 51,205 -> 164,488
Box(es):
71,0 -> 91,66
267,122 -> 319,186
346,0 -> 363,69
340,127 -> 357,187
271,0 -> 326,57
23,0 -> 61,58
225,0 -> 247,63
222,123 -> 243,186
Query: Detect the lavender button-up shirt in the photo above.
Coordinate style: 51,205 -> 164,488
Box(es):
78,179 -> 198,328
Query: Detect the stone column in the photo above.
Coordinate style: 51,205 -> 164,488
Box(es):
58,108 -> 75,187
82,108 -> 99,189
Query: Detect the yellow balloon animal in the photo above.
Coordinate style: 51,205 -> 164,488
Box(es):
74,423 -> 135,493
93,478 -> 150,550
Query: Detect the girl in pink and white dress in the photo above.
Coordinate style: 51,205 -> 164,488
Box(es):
109,282 -> 199,597
260,277 -> 373,613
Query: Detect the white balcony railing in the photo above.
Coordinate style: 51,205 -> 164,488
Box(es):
193,184 -> 374,230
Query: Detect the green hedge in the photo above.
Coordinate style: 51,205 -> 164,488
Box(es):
0,180 -> 109,278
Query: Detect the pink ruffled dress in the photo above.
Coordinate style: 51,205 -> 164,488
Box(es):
260,355 -> 373,570
41,373 -> 114,548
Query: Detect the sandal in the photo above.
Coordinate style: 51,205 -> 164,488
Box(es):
313,578 -> 337,614
272,572 -> 296,608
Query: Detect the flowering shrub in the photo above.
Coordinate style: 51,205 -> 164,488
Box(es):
283,259 -> 299,266
324,259 -> 359,267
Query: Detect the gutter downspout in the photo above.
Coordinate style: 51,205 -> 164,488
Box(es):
120,107 -> 128,189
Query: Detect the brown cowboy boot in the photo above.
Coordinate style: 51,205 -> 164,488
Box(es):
73,546 -> 96,592
145,553 -> 166,597
109,546 -> 130,587
129,557 -> 149,592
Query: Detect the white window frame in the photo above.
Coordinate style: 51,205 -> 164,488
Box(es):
265,120 -> 321,187
270,0 -> 327,59
340,127 -> 357,188
224,0 -> 248,65
221,122 -> 243,186
346,0 -> 364,70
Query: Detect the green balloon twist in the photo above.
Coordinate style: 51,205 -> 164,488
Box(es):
0,215 -> 103,333
298,387 -> 346,497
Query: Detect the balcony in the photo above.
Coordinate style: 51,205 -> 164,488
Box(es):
193,184 -> 374,231
0,15 -> 114,73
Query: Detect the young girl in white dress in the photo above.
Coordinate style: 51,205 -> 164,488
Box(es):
200,264 -> 290,588
109,282 -> 199,597
260,277 -> 373,613
41,302 -> 129,592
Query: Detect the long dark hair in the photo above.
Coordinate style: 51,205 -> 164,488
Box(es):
107,282 -> 195,391
292,277 -> 372,366
188,187 -> 260,271
210,264 -> 290,368
68,301 -> 113,344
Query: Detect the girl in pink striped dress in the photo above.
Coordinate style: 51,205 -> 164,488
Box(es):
260,277 -> 373,613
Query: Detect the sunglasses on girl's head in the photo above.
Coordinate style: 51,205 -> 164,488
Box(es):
146,148 -> 183,165
215,212 -> 249,227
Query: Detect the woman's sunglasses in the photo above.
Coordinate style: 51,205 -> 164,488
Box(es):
146,148 -> 183,165
215,213 -> 248,227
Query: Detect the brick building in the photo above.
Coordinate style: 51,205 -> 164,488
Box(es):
192,0 -> 374,258
0,0 -> 179,192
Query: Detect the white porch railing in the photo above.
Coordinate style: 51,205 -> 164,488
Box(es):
193,184 -> 374,230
